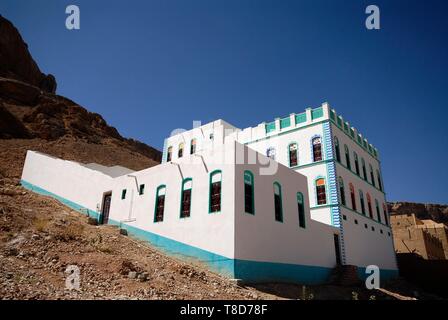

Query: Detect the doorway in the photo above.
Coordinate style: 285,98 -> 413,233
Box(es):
333,234 -> 342,266
100,192 -> 112,225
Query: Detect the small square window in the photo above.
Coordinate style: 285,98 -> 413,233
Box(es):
371,226 -> 375,231
121,189 -> 127,200
139,184 -> 145,195
364,223 -> 368,229
354,219 -> 358,225
343,215 -> 347,220
388,232 -> 391,237
380,229 -> 383,234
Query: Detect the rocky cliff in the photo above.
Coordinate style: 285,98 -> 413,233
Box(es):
388,202 -> 448,225
0,15 -> 161,177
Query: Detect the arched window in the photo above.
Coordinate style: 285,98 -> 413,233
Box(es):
316,178 -> 327,205
209,170 -> 222,213
288,143 -> 298,167
297,192 -> 306,228
361,158 -> 367,181
180,178 -> 192,218
190,139 -> 197,155
354,152 -> 360,175
359,190 -> 365,215
367,193 -> 373,218
369,164 -> 375,187
154,185 -> 166,222
349,183 -> 356,211
375,199 -> 381,223
167,146 -> 173,162
266,147 -> 276,160
312,137 -> 322,162
244,171 -> 254,214
383,204 -> 389,225
273,182 -> 283,222
178,143 -> 184,158
344,145 -> 351,170
338,177 -> 346,206
334,137 -> 341,162
377,170 -> 383,191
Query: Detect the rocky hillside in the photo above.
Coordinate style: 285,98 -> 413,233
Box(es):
388,202 -> 448,225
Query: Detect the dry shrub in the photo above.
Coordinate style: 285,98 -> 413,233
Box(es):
54,223 -> 84,241
32,218 -> 50,232
97,244 -> 113,254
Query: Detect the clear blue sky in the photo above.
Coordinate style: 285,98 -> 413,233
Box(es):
1,0 -> 447,204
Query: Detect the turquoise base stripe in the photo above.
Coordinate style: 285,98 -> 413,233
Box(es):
21,179 -> 397,285
21,179 -> 101,220
108,219 -> 236,277
357,267 -> 399,285
234,259 -> 332,284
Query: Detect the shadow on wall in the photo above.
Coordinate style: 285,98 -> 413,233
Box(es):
397,253 -> 448,298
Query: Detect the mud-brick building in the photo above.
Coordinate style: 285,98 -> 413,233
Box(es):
390,213 -> 447,260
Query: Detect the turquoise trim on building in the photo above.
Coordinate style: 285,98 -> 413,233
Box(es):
265,121 -> 276,134
21,179 -> 397,285
357,267 -> 399,284
20,180 -> 101,221
247,119 -> 329,146
311,107 -> 323,120
108,218 -> 236,277
330,120 -> 380,162
280,117 -> 291,129
295,112 -> 307,124
234,259 -> 332,284
161,137 -> 168,163
322,122 -> 346,264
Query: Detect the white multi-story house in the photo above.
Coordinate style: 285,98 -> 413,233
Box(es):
21,102 -> 398,284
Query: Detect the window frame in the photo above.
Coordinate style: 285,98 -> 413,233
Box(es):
209,170 -> 222,213
244,170 -> 255,215
273,181 -> 283,222
180,178 -> 193,218
190,139 -> 197,155
338,177 -> 346,206
359,189 -> 366,215
312,136 -> 323,162
375,199 -> 381,223
349,183 -> 356,211
178,143 -> 184,158
154,184 -> 167,223
166,146 -> 173,162
288,142 -> 298,167
334,136 -> 341,162
344,144 -> 351,170
297,192 -> 306,228
353,152 -> 360,176
315,177 -> 327,206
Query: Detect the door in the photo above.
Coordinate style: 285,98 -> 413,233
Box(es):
100,193 -> 112,224
334,234 -> 342,266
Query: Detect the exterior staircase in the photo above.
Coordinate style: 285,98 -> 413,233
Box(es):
328,265 -> 362,286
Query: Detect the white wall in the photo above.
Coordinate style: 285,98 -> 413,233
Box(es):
108,141 -> 238,259
233,146 -> 338,269
21,151 -> 114,214
340,207 -> 397,270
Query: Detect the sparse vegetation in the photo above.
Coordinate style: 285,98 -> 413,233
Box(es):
32,218 -> 49,232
